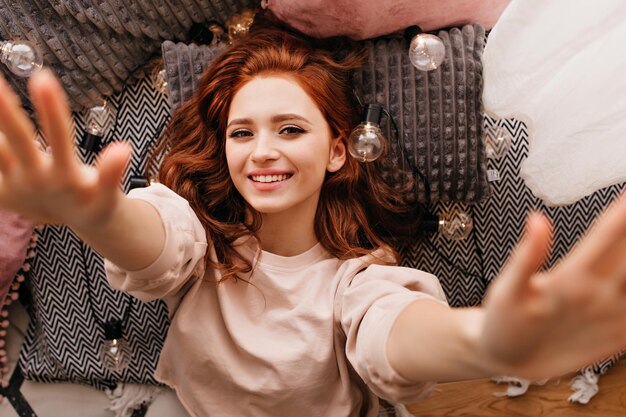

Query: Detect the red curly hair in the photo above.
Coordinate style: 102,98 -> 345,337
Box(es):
152,18 -> 419,282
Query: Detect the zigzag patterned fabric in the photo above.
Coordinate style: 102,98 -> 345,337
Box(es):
18,77 -> 172,390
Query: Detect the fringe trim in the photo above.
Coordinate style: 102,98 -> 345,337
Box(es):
393,403 -> 415,417
568,369 -> 599,405
106,383 -> 161,417
491,375 -> 549,397
0,230 -> 38,391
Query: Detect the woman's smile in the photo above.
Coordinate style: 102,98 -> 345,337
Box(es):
249,172 -> 294,190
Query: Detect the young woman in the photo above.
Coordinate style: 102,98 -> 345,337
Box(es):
1,21 -> 626,417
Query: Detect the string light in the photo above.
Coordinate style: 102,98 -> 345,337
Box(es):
0,39 -> 43,77
405,26 -> 445,72
348,103 -> 385,162
483,123 -> 513,160
438,209 -> 474,240
100,319 -> 131,372
349,98 -> 476,243
80,100 -> 116,153
227,9 -> 256,43
421,210 -> 474,241
151,65 -> 168,95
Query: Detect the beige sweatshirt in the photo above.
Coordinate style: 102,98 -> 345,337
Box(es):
105,184 -> 447,417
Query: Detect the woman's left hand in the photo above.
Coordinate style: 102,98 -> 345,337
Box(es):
481,191 -> 626,379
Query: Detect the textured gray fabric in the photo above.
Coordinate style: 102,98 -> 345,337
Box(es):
0,0 -> 257,110
162,26 -> 490,204
354,25 -> 490,204
161,41 -> 226,114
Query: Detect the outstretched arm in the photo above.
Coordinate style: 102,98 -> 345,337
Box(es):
388,195 -> 626,383
0,69 -> 164,271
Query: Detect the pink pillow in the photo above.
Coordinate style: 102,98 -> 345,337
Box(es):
268,0 -> 511,39
0,209 -> 34,303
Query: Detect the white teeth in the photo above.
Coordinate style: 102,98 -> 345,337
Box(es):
251,174 -> 290,183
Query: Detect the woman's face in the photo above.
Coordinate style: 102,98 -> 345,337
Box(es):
225,75 -> 346,220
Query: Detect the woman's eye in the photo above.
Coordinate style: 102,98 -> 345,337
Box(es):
229,129 -> 252,138
280,126 -> 305,135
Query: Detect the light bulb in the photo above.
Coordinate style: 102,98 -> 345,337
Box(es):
80,101 -> 116,153
85,101 -> 115,136
348,103 -> 385,162
100,319 -> 131,373
151,66 -> 168,95
483,124 -> 513,159
0,40 -> 43,77
208,23 -> 228,46
408,33 -> 445,72
227,9 -> 255,42
348,122 -> 385,162
438,210 -> 473,240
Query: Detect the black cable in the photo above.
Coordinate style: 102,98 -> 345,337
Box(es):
467,203 -> 490,287
380,107 -> 488,288
422,238 -> 484,280
135,113 -> 171,178
107,95 -> 123,149
382,108 -> 431,203
328,87 -> 486,287
78,240 -> 133,330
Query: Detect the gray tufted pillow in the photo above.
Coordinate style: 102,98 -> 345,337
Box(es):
0,0 -> 256,110
161,41 -> 226,114
353,25 -> 490,204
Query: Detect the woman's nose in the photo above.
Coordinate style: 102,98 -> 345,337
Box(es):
250,133 -> 280,162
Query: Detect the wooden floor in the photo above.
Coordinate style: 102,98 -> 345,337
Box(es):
406,359 -> 626,416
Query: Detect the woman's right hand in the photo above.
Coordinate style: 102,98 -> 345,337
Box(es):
0,69 -> 131,230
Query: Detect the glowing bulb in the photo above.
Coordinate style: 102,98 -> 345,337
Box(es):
348,122 -> 385,162
438,210 -> 473,240
408,33 -> 445,71
151,67 -> 168,95
483,124 -> 513,159
100,319 -> 131,372
0,40 -> 43,77
227,9 -> 255,42
80,101 -> 116,153
208,23 -> 228,46
348,103 -> 385,162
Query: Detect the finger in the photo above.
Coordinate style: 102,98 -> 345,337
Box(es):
575,191 -> 626,270
28,69 -> 77,173
500,212 -> 553,294
0,133 -> 16,175
96,141 -> 131,195
595,237 -> 626,278
0,75 -> 40,167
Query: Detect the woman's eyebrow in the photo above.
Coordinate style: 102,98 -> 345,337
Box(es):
227,114 -> 312,129
270,113 -> 311,124
226,118 -> 253,129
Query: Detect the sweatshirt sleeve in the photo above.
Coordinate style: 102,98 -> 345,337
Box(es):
340,263 -> 448,403
104,183 -> 208,306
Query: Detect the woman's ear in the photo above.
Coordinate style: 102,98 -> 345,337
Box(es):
327,136 -> 347,172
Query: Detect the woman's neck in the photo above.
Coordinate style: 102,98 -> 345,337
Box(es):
257,212 -> 319,257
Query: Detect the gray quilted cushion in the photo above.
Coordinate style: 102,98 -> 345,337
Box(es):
0,0 -> 257,110
354,25 -> 490,204
161,41 -> 226,114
